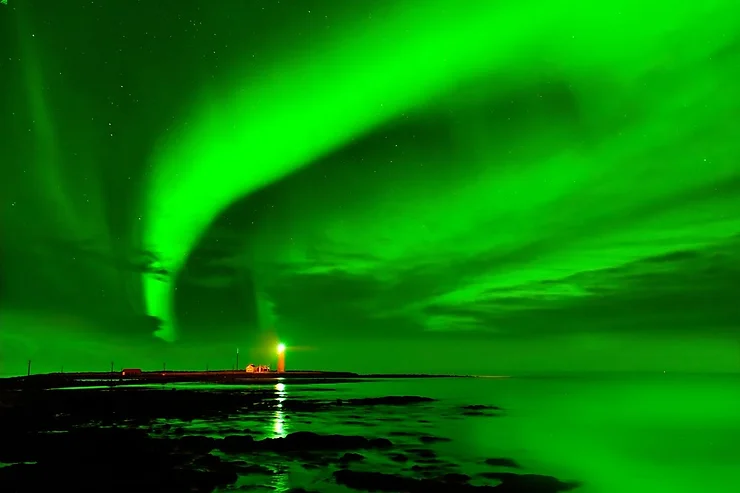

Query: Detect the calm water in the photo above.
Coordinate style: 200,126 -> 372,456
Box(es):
134,373 -> 740,493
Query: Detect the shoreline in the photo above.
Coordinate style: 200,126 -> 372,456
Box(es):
0,380 -> 575,493
0,370 -> 484,391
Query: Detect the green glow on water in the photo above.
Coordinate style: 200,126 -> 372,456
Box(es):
90,376 -> 738,493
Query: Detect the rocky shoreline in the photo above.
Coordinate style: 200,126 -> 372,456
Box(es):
0,388 -> 580,492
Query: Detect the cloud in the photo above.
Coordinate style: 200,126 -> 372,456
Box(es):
178,233 -> 735,345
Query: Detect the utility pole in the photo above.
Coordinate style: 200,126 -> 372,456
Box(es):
236,348 -> 239,371
27,359 -> 31,376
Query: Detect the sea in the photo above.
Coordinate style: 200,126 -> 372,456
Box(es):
118,372 -> 740,493
4,372 -> 739,493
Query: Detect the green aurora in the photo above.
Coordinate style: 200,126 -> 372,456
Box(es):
1,0 -> 739,375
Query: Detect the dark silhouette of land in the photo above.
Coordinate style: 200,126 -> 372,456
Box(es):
0,370 -> 471,390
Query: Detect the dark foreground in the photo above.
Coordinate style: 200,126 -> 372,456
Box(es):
0,385 -> 580,492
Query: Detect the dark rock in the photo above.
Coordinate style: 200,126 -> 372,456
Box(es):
409,464 -> 445,477
272,431 -> 368,451
462,411 -> 500,417
484,457 -> 520,468
441,472 -> 471,483
369,437 -> 393,448
178,435 -> 218,454
193,453 -> 222,468
461,405 -> 501,411
339,452 -> 366,464
419,435 -> 451,444
480,472 -> 581,492
416,457 -> 442,464
0,457 -> 239,492
0,386 -> 576,493
237,463 -> 275,475
407,448 -> 437,458
219,434 -> 255,453
334,469 -> 579,492
345,396 -> 436,406
214,431 -> 395,454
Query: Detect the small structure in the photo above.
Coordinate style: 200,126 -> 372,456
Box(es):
121,368 -> 142,376
245,364 -> 270,373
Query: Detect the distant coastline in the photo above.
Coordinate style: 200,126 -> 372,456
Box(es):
0,370 -> 478,391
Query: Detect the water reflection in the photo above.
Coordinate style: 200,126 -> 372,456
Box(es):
273,410 -> 285,437
272,382 -> 288,438
270,382 -> 290,492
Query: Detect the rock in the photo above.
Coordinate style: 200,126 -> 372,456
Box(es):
441,472 -> 471,483
461,405 -> 501,411
462,410 -> 500,417
178,435 -> 217,454
369,437 -> 393,448
0,386 -> 578,493
219,434 -> 255,453
339,452 -> 366,464
237,463 -> 275,475
419,435 -> 451,444
479,472 -> 581,492
484,457 -> 520,468
334,469 -> 579,492
344,396 -> 436,406
193,453 -> 222,468
214,431 -> 396,454
407,448 -> 437,458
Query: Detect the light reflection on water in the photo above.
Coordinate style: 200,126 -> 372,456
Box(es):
59,374 -> 740,493
272,382 -> 288,438
270,382 -> 290,493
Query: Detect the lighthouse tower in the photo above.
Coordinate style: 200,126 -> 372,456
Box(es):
277,343 -> 286,373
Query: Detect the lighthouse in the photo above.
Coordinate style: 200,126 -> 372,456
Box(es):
277,343 -> 286,373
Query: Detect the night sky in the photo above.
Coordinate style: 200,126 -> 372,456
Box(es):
1,0 -> 739,376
